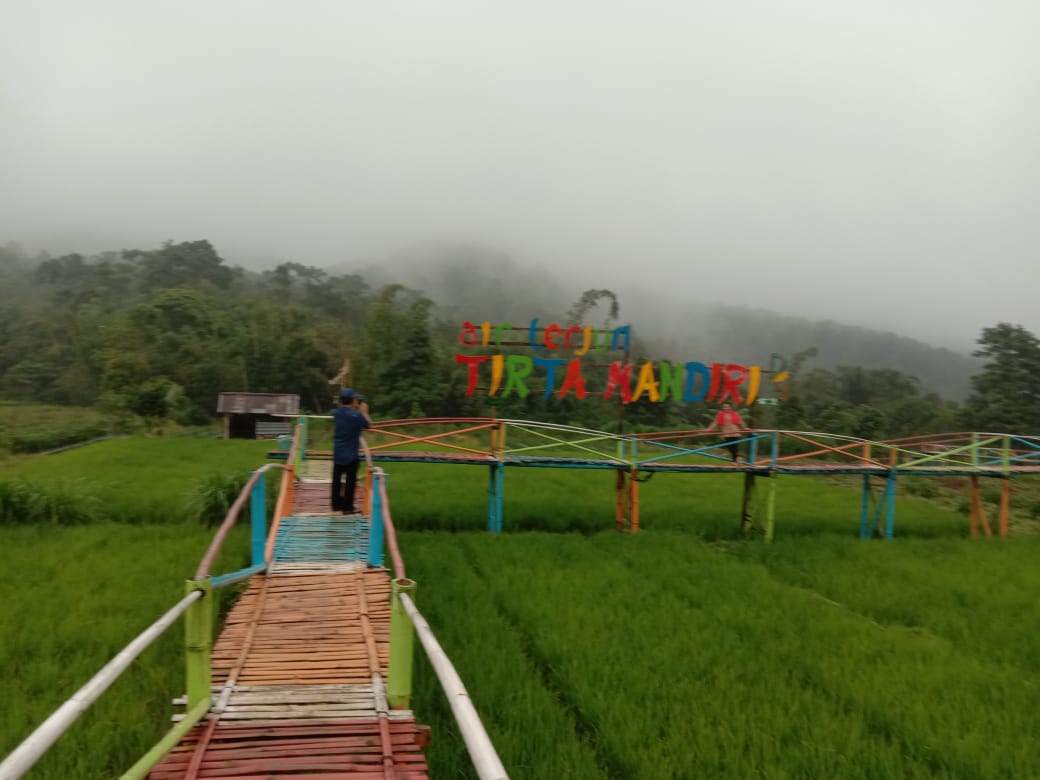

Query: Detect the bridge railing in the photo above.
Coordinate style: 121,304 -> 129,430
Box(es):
366,457 -> 510,779
0,437 -> 300,780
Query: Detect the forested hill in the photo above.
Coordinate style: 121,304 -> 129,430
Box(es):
358,246 -> 980,399
2,238 -> 1003,438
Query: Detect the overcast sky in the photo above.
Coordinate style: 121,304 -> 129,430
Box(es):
2,1 -> 1037,349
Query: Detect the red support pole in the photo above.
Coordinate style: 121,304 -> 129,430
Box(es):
615,470 -> 626,532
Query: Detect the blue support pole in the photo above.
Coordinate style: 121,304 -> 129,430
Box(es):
495,462 -> 505,532
884,474 -> 897,540
368,471 -> 385,567
487,464 -> 497,532
770,431 -> 779,470
250,471 -> 266,567
749,434 -> 758,464
859,474 -> 871,540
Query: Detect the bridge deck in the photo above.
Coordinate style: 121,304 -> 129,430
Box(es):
148,482 -> 429,779
296,449 -> 1040,477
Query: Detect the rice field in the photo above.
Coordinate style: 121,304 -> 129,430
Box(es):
3,436 -> 1039,778
405,531 -> 1040,779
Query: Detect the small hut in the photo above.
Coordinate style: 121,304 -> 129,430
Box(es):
217,392 -> 300,439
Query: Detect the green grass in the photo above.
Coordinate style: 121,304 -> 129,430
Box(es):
5,436 -> 1040,778
0,522 -> 251,779
0,437 -> 273,524
0,402 -> 112,454
404,531 -> 1040,778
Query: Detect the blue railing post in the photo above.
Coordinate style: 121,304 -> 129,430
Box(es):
749,433 -> 759,464
495,462 -> 504,533
487,464 -> 497,532
859,474 -> 871,539
368,470 -> 385,567
770,431 -> 779,470
884,474 -> 897,540
250,471 -> 266,567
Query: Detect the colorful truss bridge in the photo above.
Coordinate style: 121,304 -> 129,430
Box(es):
0,418 -> 508,780
3,417 -> 1036,779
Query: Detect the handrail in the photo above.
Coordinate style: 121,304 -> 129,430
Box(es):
195,462 -> 289,580
374,467 -> 406,580
0,589 -> 205,780
398,592 -> 509,780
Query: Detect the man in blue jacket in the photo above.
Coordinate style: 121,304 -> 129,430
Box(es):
331,387 -> 371,514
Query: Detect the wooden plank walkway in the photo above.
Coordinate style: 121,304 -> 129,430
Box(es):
149,479 -> 429,779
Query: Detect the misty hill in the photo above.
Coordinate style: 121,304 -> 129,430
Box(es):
354,244 -> 980,400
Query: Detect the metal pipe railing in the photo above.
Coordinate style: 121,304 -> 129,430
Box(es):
0,589 -> 205,780
398,592 -> 509,780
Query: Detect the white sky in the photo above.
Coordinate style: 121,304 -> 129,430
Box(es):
2,1 -> 1038,349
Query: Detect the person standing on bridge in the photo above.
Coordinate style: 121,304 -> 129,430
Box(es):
705,402 -> 749,464
331,388 -> 371,515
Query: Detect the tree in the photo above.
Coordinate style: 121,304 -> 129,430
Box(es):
963,323 -> 1040,433
565,289 -> 620,327
137,240 -> 234,291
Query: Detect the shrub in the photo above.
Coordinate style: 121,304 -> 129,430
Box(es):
904,476 -> 939,499
188,472 -> 249,527
0,479 -> 106,525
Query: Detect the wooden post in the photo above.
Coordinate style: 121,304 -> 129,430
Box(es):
628,469 -> 640,533
764,472 -> 777,542
999,477 -> 1010,537
740,472 -> 755,537
615,470 -> 626,532
859,475 -> 871,540
969,475 -> 979,537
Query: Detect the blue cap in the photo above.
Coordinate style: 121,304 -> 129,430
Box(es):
339,388 -> 355,400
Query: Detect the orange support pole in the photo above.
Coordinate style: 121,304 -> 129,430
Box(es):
999,477 -> 1010,537
970,476 -> 993,538
628,469 -> 640,533
615,470 -> 626,532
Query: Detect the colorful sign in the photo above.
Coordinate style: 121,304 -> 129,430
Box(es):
455,319 -> 789,405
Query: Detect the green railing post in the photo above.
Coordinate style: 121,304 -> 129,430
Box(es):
1003,435 -> 1011,475
387,578 -> 417,709
971,432 -> 979,468
296,416 -> 309,469
765,472 -> 777,542
184,578 -> 213,711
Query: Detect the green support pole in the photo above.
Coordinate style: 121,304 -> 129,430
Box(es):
387,578 -> 417,709
740,472 -> 755,537
184,578 -> 213,711
765,472 -> 777,542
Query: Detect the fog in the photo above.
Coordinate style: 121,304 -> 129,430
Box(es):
3,1 -> 1038,349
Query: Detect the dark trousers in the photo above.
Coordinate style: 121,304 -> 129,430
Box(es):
723,436 -> 743,462
332,460 -> 360,512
